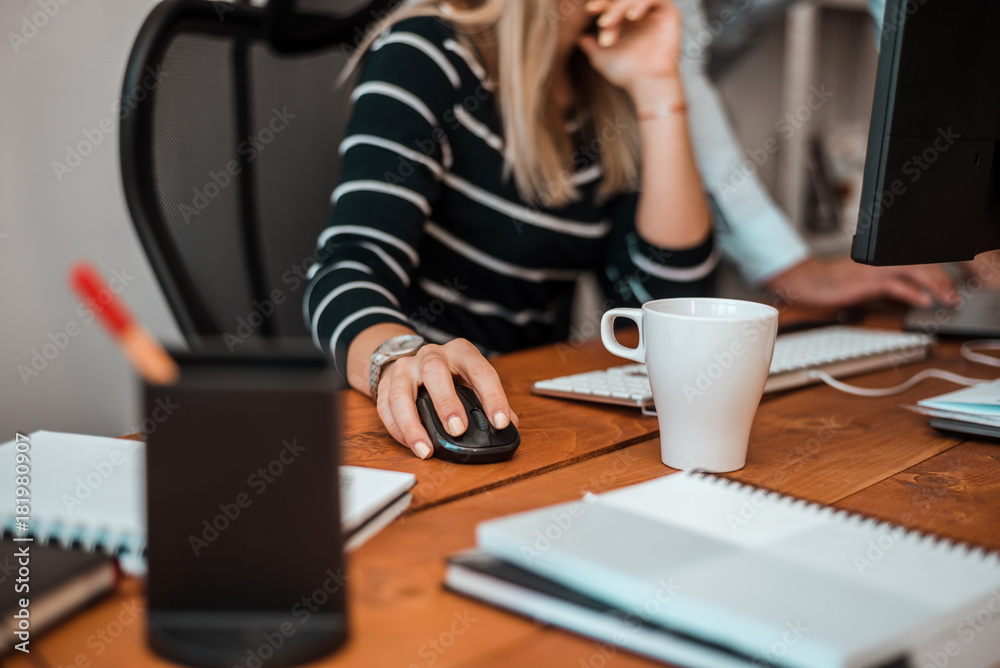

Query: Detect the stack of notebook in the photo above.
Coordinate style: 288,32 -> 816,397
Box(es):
446,472 -> 1000,668
910,378 -> 1000,440
0,431 -> 416,576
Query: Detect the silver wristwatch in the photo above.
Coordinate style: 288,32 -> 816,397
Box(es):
369,334 -> 426,400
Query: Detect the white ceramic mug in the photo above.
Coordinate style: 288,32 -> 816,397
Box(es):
601,298 -> 778,472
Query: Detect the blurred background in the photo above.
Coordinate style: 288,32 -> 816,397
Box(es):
0,0 -> 879,436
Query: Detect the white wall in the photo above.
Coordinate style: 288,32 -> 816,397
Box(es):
1,0 -> 182,438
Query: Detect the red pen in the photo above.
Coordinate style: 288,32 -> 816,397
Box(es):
70,262 -> 179,385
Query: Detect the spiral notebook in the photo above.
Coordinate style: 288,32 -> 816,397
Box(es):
1,431 -> 415,576
447,472 -> 1000,668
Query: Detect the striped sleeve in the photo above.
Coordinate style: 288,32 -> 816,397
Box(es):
599,192 -> 719,308
305,17 -> 458,374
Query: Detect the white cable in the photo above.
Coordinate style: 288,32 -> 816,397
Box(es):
807,368 -> 987,397
961,340 -> 1000,368
808,338 -> 1000,396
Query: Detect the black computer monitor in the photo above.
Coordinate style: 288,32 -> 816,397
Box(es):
851,0 -> 1000,266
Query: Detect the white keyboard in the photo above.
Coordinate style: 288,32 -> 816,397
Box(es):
532,326 -> 934,408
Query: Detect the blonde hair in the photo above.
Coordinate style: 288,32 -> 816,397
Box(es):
349,0 -> 640,208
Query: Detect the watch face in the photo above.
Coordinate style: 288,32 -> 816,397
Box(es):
382,335 -> 423,356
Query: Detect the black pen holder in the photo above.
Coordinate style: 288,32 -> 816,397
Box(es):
143,345 -> 347,668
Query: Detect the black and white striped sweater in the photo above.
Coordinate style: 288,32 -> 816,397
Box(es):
305,15 -> 718,375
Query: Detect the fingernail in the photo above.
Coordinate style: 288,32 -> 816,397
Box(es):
598,30 -> 614,47
493,412 -> 510,430
597,13 -> 611,27
414,441 -> 433,460
585,0 -> 602,11
626,7 -> 640,19
447,416 -> 465,437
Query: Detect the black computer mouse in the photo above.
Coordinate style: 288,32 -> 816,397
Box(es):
415,385 -> 520,464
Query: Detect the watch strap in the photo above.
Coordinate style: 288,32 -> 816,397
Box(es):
369,334 -> 425,400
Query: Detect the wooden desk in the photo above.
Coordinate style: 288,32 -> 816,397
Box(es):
13,311 -> 1000,668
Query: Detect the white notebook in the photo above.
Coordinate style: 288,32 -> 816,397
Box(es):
0,431 -> 415,575
340,462 -> 416,551
467,472 -> 1000,668
916,379 -> 1000,425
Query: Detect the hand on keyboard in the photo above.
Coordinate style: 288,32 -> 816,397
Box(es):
767,257 -> 960,309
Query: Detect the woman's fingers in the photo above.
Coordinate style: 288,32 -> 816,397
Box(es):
373,340 -> 516,459
596,2 -> 629,46
880,274 -> 934,307
419,348 -> 468,437
381,359 -> 434,459
585,0 -> 610,16
594,0 -> 659,46
625,0 -> 657,21
896,265 -> 960,306
375,396 -> 406,446
444,339 -> 515,430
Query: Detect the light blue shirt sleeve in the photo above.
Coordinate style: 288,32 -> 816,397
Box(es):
674,0 -> 810,284
869,0 -> 885,34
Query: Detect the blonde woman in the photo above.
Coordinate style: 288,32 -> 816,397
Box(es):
306,0 -> 717,459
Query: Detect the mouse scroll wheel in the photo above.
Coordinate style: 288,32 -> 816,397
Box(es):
471,409 -> 490,432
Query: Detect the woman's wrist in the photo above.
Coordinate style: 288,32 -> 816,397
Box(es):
346,322 -> 420,397
627,76 -> 686,117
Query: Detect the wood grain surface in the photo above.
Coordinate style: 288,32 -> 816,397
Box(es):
11,309 -> 1000,668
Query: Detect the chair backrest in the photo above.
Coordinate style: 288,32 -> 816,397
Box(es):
120,0 -> 391,345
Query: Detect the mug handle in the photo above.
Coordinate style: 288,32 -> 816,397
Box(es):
601,308 -> 645,363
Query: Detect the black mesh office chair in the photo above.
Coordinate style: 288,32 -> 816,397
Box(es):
120,0 -> 392,345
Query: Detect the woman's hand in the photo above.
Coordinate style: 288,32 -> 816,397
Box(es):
767,257 -> 961,309
375,339 -> 518,459
578,0 -> 683,93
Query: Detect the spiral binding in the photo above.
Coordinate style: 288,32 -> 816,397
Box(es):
1,516 -> 147,575
685,470 -> 1000,565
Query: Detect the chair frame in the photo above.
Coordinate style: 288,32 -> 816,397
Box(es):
119,0 -> 393,343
